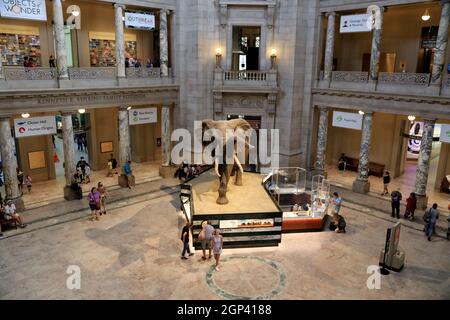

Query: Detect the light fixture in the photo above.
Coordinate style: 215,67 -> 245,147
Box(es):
21,113 -> 30,118
127,106 -> 132,111
358,110 -> 365,115
270,48 -> 277,69
408,115 -> 416,122
71,10 -> 80,17
421,9 -> 430,21
78,108 -> 86,114
122,16 -> 125,21
215,48 -> 222,69
215,48 -> 222,56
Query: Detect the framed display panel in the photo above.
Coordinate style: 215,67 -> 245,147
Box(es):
100,141 -> 113,153
89,39 -> 137,66
28,151 -> 46,170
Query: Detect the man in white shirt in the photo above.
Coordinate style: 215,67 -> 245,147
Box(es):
4,200 -> 26,228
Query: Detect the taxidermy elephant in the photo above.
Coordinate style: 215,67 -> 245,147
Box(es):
200,119 -> 253,205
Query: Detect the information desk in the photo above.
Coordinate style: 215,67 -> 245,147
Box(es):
183,169 -> 283,249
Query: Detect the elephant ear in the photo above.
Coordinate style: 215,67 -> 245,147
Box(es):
228,118 -> 252,131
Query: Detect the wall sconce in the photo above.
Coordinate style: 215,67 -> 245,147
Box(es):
215,48 -> 222,69
408,115 -> 416,123
127,106 -> 132,111
21,113 -> 30,118
421,9 -> 430,22
78,108 -> 86,114
358,110 -> 365,115
270,48 -> 277,69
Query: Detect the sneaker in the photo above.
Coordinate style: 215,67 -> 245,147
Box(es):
208,255 -> 212,259
181,256 -> 188,260
427,237 -> 431,241
189,253 -> 194,256
95,216 -> 99,221
99,212 -> 102,216
201,256 -> 207,260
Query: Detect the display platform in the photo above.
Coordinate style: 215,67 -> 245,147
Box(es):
180,169 -> 283,249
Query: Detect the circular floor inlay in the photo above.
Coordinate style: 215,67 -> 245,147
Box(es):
205,256 -> 285,300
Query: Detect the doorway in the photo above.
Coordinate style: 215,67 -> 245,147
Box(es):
232,26 -> 261,71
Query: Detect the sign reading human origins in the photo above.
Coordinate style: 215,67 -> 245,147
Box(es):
440,124 -> 450,143
124,12 -> 155,30
0,0 -> 47,21
332,111 -> 363,130
340,14 -> 371,33
129,108 -> 157,125
14,116 -> 56,138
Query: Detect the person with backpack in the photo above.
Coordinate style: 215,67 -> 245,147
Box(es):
390,188 -> 402,219
423,203 -> 439,241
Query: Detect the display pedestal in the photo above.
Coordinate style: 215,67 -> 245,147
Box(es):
310,169 -> 327,179
159,165 -> 176,179
118,174 -> 135,188
415,194 -> 428,210
352,179 -> 370,194
63,186 -> 81,201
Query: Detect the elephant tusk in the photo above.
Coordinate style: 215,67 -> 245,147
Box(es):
234,154 -> 244,174
214,158 -> 221,177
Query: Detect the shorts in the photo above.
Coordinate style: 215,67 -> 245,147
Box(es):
384,184 -> 389,188
89,203 -> 98,211
201,239 -> 211,250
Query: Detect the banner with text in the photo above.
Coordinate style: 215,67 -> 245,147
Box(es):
440,124 -> 450,143
124,12 -> 155,30
129,108 -> 157,125
14,116 -> 56,138
332,111 -> 363,130
0,0 -> 47,21
340,14 -> 371,33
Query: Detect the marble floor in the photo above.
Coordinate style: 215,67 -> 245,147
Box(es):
0,190 -> 449,300
326,163 -> 450,215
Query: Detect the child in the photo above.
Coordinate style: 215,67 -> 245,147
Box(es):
25,175 -> 32,193
106,160 -> 113,177
84,165 -> 91,184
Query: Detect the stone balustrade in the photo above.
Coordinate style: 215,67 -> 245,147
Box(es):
126,67 -> 162,78
4,67 -> 57,80
68,67 -> 117,80
378,72 -> 430,86
224,70 -> 267,81
331,71 -> 369,83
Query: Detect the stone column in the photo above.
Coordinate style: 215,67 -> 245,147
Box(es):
352,112 -> 373,194
431,0 -> 450,86
118,107 -> 131,166
323,12 -> 336,81
414,119 -> 436,209
159,9 -> 169,77
61,113 -> 76,186
315,106 -> 329,174
0,57 -> 3,80
53,0 -> 68,79
114,4 -> 126,78
161,106 -> 171,166
367,6 -> 384,81
0,117 -> 24,210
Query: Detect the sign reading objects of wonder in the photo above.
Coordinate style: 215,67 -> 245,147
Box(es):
14,116 -> 56,138
124,11 -> 155,30
332,111 -> 363,130
129,108 -> 157,125
0,0 -> 47,21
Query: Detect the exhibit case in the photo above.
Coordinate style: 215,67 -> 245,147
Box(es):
265,168 -> 329,232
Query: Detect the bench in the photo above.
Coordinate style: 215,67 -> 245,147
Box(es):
1,216 -> 18,231
343,157 -> 385,177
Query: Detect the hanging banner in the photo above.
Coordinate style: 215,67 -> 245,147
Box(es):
124,12 -> 155,30
340,14 -> 371,33
332,111 -> 362,130
129,108 -> 157,125
440,124 -> 450,143
0,0 -> 47,21
14,116 -> 56,138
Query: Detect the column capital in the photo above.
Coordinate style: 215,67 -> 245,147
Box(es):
119,106 -> 130,112
317,105 -> 329,111
60,111 -> 76,116
114,3 -> 126,10
325,12 -> 336,18
423,118 -> 437,123
363,111 -> 374,116
160,8 -> 170,15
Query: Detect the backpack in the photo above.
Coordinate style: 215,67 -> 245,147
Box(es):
423,208 -> 431,223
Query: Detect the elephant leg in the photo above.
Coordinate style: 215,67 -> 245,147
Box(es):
216,167 -> 229,205
234,165 -> 243,186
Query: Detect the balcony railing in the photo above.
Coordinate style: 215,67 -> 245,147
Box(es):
224,70 -> 267,81
68,67 -> 116,80
378,72 -> 430,86
332,71 -> 368,83
4,67 -> 57,80
126,67 -> 162,78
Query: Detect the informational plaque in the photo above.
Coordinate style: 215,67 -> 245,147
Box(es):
100,141 -> 113,153
28,150 -> 46,170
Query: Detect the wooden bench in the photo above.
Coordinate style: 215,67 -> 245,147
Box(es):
1,216 -> 18,231
343,157 -> 385,178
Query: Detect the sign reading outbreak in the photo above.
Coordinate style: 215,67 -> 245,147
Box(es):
124,11 -> 155,30
0,0 -> 47,21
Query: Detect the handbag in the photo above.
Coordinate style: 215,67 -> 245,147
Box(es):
198,229 -> 206,240
422,209 -> 431,223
